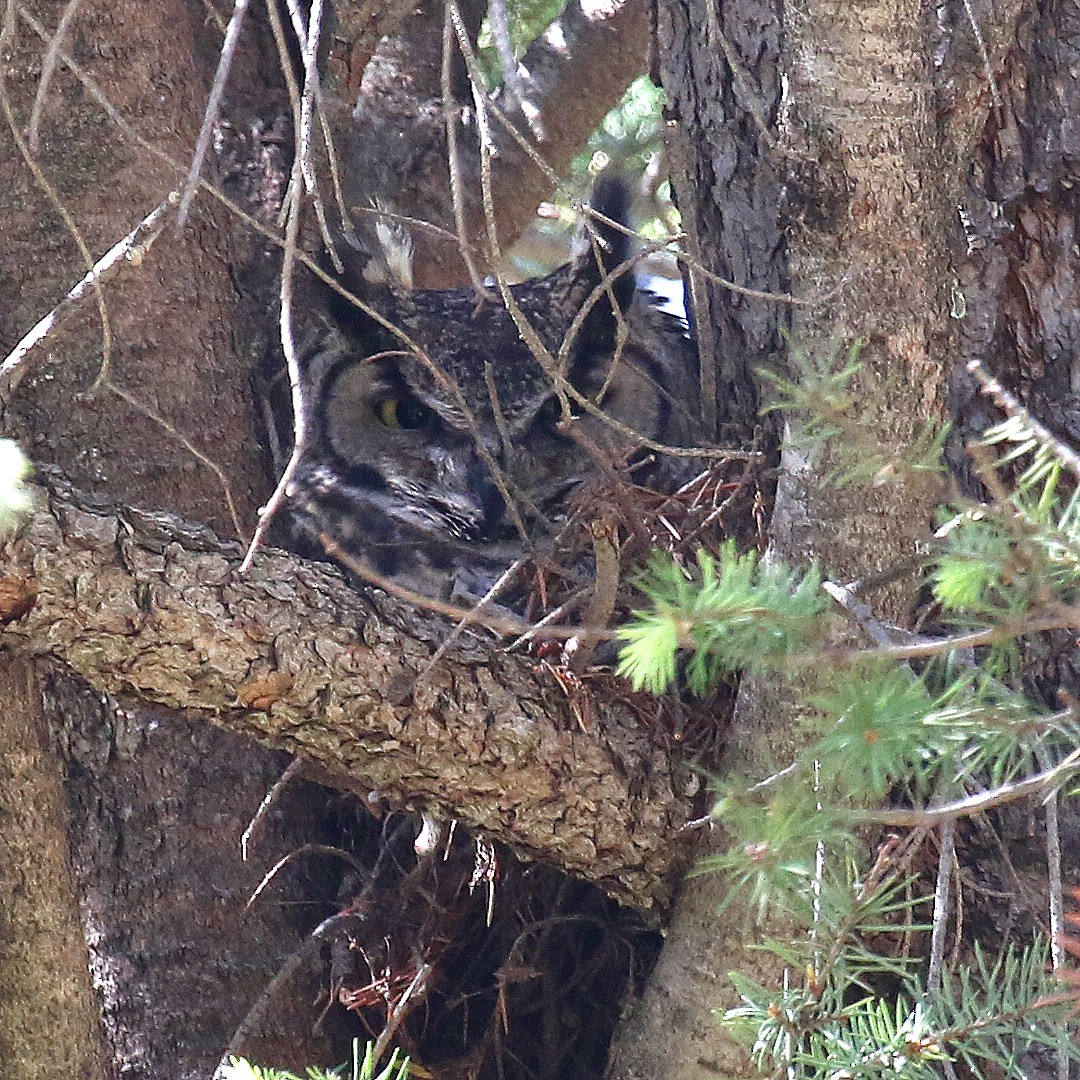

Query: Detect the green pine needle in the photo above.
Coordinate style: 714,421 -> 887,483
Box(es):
616,542 -> 827,694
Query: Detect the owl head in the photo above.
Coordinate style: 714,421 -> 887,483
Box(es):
285,178 -> 690,596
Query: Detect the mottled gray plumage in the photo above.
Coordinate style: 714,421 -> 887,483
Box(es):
283,180 -> 699,601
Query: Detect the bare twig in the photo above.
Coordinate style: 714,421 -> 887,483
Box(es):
1034,739 -> 1066,961
416,554 -> 531,680
822,579 -> 909,648
26,0 -> 82,153
239,135 -> 308,571
245,843 -> 370,912
178,0 -> 250,225
371,961 -> 435,1068
0,192 -> 177,387
241,756 -> 306,862
105,381 -> 244,538
0,65 -> 113,382
852,748 -> 1080,827
211,911 -> 358,1080
443,0 -> 493,296
926,819 -> 955,996
1032,734 -> 1070,1080
847,604 -> 1080,663
264,0 -> 305,218
318,533 -> 533,638
968,358 -> 1080,479
281,0 -> 341,268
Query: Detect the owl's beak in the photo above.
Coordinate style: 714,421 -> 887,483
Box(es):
466,455 -> 507,540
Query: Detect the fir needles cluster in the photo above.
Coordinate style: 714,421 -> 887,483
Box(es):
616,348 -> 1080,1078
220,1041 -> 410,1080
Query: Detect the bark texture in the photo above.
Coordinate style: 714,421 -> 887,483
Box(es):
0,658 -> 108,1080
655,0 -> 787,439
607,0 -> 1016,1076
0,3 -> 309,1075
42,670 -> 339,1080
337,0 -> 651,287
952,0 -> 1080,461
2,477 -> 697,913
0,0 -> 266,534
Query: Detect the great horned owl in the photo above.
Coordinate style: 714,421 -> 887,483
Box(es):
282,178 -> 700,603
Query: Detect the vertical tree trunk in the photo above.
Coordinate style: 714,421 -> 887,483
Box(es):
607,0 -> 978,1074
0,3 -> 320,1076
0,659 -> 108,1080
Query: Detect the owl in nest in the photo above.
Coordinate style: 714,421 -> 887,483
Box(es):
279,177 -> 700,605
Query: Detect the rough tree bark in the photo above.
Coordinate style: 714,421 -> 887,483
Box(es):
606,0 -> 1057,1076
3,475 -> 695,911
3,0 -> 1079,1077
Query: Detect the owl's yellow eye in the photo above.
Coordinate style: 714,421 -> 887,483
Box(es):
375,396 -> 431,430
377,398 -> 401,427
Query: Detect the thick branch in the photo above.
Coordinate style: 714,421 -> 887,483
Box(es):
340,0 -> 650,288
0,479 -> 694,912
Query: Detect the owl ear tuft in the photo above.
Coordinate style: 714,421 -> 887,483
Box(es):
572,173 -> 638,354
317,216 -> 410,350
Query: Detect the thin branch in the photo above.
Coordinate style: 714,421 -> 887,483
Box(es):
371,961 -> 435,1068
241,756 -> 307,862
416,555 -> 531,682
211,911 -> 358,1080
104,380 -> 243,538
245,843 -> 371,912
0,192 -> 177,386
239,125 -> 308,571
317,532 -> 610,641
926,819 -> 955,996
852,748 -> 1080,827
968,358 -> 1080,479
26,0 -> 81,153
1034,740 -> 1066,954
177,0 -> 250,225
443,0 -> 493,295
282,0 -> 341,268
0,63 -> 113,383
1034,736 -> 1069,1080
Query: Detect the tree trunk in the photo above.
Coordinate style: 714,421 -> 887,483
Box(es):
606,0 -> 1035,1074
0,658 -> 108,1080
0,2 -> 312,1076
3,0 -> 1079,1076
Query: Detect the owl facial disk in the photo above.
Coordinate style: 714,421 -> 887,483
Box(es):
313,355 -> 508,544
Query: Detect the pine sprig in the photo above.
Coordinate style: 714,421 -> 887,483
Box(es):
696,793 -> 851,920
761,345 -> 949,488
726,941 -> 1079,1080
619,348 -> 1080,1080
616,541 -> 827,694
219,1042 -> 411,1080
930,941 -> 1080,1075
812,667 -> 953,802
